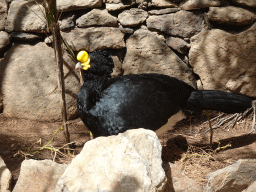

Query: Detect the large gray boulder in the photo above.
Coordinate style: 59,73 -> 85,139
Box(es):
55,129 -> 167,192
0,42 -> 80,121
61,27 -> 125,52
76,9 -> 118,27
204,159 -> 256,192
146,10 -> 205,38
189,22 -> 256,97
123,28 -> 196,87
118,8 -> 148,27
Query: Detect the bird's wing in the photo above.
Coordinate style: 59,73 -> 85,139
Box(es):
88,75 -> 193,135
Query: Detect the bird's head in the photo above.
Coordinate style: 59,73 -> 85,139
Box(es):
75,50 -> 114,78
75,50 -> 91,70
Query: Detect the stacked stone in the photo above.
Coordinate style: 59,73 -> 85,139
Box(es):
0,0 -> 255,120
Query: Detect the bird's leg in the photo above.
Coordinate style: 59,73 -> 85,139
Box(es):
250,100 -> 256,133
89,131 -> 94,140
206,110 -> 213,147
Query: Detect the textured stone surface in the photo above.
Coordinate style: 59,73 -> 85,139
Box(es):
55,129 -> 167,192
10,32 -> 43,41
204,159 -> 256,192
243,181 -> 256,192
189,22 -> 256,97
0,43 -> 80,121
163,163 -> 204,192
59,13 -> 76,31
111,55 -> 123,77
118,25 -> 134,34
148,8 -> 180,15
61,27 -> 125,52
208,6 -> 256,25
57,0 -> 102,12
151,0 -> 177,7
136,0 -> 150,9
0,2 -> 7,31
123,29 -> 196,87
181,0 -> 221,10
147,10 -> 205,38
77,9 -> 118,27
166,36 -> 190,54
0,31 -> 9,51
106,2 -> 132,11
232,0 -> 256,7
104,0 -> 122,3
0,94 -> 2,113
0,156 -> 12,192
105,0 -> 176,9
118,8 -> 148,27
5,0 -> 46,33
13,159 -> 68,192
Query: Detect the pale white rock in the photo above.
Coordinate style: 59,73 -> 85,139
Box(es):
55,129 -> 167,192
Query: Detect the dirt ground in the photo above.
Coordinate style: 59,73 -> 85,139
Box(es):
0,111 -> 256,189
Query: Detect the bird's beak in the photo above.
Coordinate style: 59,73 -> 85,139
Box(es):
76,50 -> 91,70
75,61 -> 91,70
75,62 -> 83,69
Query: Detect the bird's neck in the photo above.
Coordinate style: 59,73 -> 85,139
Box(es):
84,74 -> 109,105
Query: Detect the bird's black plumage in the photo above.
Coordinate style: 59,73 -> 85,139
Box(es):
77,50 -> 252,138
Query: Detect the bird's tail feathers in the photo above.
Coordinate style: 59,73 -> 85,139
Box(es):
186,90 -> 252,114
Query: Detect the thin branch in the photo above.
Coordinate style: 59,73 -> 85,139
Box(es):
202,113 -> 225,125
250,101 -> 256,133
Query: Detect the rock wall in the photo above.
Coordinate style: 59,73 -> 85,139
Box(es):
0,0 -> 255,121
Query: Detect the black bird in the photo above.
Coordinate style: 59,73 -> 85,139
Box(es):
76,50 -> 252,138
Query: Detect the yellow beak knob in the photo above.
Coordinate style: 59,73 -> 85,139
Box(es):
77,51 -> 91,70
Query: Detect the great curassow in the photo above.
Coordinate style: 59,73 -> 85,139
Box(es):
76,50 -> 253,138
